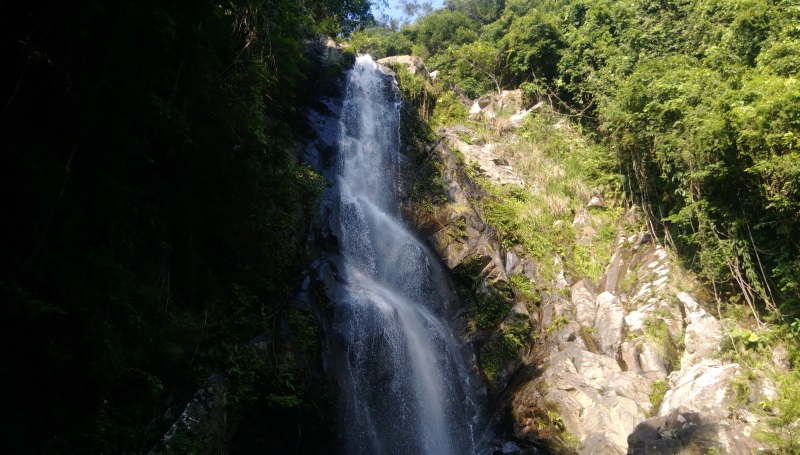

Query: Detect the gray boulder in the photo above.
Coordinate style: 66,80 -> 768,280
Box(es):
377,55 -> 429,77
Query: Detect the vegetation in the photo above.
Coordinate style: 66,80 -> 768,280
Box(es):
0,0 -> 370,452
352,0 -> 800,323
6,0 -> 800,449
452,256 -> 513,332
471,115 -> 620,284
649,379 -> 669,414
349,1 -> 800,448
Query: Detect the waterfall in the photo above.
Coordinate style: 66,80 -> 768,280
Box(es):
329,55 -> 481,455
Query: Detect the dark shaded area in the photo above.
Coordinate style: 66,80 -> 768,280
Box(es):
0,0 -> 368,452
628,407 -> 722,454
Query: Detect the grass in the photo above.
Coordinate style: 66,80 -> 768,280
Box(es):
509,273 -> 539,305
454,108 -> 624,287
649,379 -> 669,413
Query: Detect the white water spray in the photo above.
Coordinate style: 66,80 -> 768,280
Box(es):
330,56 -> 481,455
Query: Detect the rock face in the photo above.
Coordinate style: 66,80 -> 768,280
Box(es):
627,358 -> 765,454
536,345 -> 652,454
439,126 -> 526,186
439,127 -> 525,186
409,128 -> 512,291
148,374 -> 228,455
377,55 -> 429,77
396,57 -> 769,455
406,111 -> 765,454
509,233 -> 766,455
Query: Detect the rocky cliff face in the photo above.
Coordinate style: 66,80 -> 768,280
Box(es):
396,87 -> 774,453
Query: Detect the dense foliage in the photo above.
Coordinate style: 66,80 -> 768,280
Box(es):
351,1 -> 800,449
0,0 -> 369,452
351,0 -> 800,326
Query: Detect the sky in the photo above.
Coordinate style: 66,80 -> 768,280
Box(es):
372,0 -> 446,23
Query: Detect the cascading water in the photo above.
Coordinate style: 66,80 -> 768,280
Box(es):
329,55 -> 482,455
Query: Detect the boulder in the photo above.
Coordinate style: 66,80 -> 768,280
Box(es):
571,278 -> 599,327
587,195 -> 606,209
629,405 -> 763,454
595,292 -> 625,356
620,341 -> 642,373
580,432 -> 625,455
599,250 -> 626,293
377,55 -> 429,77
468,90 -> 526,121
509,110 -> 530,127
681,315 -> 724,368
659,360 -> 739,418
772,344 -> 791,372
534,344 -> 652,454
638,342 -> 668,380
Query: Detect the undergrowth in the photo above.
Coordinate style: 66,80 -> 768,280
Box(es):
465,109 -> 622,286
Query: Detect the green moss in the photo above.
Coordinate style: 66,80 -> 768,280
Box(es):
391,64 -> 437,121
470,291 -> 511,332
757,370 -> 800,452
643,316 -> 679,371
510,273 -> 540,305
451,217 -> 469,240
727,369 -> 758,410
504,312 -> 535,347
451,256 -> 513,332
545,313 -> 570,335
481,314 -> 534,390
480,336 -> 517,389
649,379 -> 669,412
